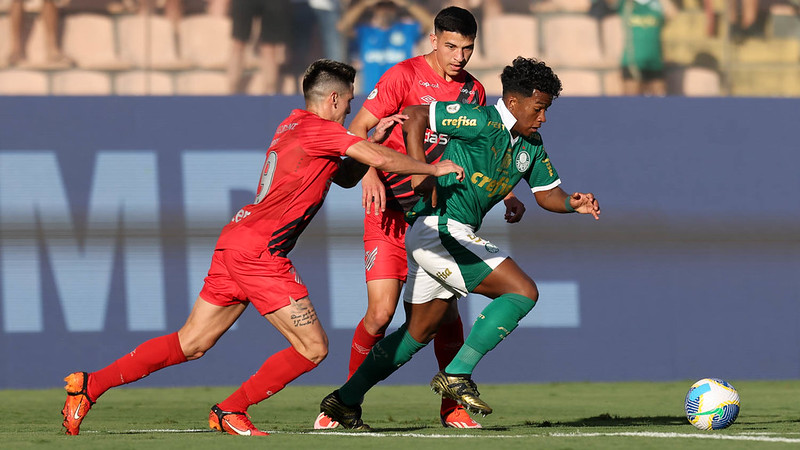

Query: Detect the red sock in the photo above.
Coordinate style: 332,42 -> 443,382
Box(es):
434,316 -> 465,413
87,332 -> 187,401
347,319 -> 384,379
217,347 -> 317,413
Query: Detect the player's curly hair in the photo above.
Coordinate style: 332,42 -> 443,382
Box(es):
434,6 -> 477,38
501,57 -> 562,99
303,59 -> 356,102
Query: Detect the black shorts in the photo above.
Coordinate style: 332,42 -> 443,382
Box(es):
622,66 -> 664,82
231,0 -> 291,44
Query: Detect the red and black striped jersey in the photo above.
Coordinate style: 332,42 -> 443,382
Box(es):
362,55 -> 486,211
215,109 -> 363,257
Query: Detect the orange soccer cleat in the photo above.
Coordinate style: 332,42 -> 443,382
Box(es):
441,405 -> 482,428
61,372 -> 95,435
209,404 -> 269,436
313,412 -> 340,429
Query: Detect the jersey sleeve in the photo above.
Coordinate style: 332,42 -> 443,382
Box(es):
429,101 -> 487,141
362,63 -> 412,119
474,79 -> 487,106
525,135 -> 562,193
299,116 -> 364,157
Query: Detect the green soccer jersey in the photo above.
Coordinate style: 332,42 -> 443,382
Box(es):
406,98 -> 561,231
619,0 -> 666,71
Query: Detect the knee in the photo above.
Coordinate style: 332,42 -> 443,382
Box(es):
364,307 -> 395,334
510,281 -> 538,304
181,336 -> 216,361
295,336 -> 329,365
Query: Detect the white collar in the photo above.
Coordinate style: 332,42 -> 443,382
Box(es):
494,97 -> 519,145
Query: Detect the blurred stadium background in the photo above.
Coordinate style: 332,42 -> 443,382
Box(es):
1,0 -> 799,95
0,0 -> 798,391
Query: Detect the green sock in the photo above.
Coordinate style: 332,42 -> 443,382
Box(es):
445,293 -> 535,375
339,324 -> 426,405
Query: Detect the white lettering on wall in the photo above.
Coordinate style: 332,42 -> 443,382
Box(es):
0,151 -> 165,332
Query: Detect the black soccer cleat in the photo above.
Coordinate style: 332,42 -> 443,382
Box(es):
319,390 -> 371,430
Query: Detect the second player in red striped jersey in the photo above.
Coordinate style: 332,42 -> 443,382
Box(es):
315,6 -> 525,432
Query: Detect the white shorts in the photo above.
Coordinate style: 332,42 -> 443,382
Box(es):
403,216 -> 509,304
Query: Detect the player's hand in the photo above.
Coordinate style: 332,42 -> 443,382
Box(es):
503,193 -> 526,223
370,114 -> 407,144
432,159 -> 464,181
568,192 -> 601,220
361,168 -> 386,215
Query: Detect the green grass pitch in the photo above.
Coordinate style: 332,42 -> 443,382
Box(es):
4,380 -> 799,449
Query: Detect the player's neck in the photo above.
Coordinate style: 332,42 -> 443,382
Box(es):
423,52 -> 457,82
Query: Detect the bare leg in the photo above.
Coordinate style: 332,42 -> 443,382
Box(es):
264,296 -> 328,363
178,296 -> 248,359
740,0 -> 758,29
623,78 -> 643,96
363,279 -> 403,335
8,0 -> 24,65
258,42 -> 281,95
644,78 -> 667,97
227,39 -> 246,94
41,0 -> 72,65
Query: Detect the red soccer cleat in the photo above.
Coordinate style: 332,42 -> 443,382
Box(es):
209,404 -> 269,436
61,372 -> 95,435
441,405 -> 482,429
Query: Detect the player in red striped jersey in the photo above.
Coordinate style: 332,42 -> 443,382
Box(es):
314,6 -> 526,431
60,59 -> 464,437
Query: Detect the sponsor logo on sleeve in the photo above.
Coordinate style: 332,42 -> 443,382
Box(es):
542,157 -> 554,176
367,88 -> 378,100
446,103 -> 461,114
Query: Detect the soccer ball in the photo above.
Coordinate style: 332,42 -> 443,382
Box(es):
684,378 -> 740,430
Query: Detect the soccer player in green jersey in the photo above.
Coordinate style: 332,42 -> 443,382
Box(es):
320,57 -> 600,428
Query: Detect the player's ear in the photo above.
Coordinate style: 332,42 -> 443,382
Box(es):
504,94 -> 517,113
330,91 -> 339,107
429,32 -> 437,51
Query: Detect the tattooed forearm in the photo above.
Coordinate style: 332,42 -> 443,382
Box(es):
289,297 -> 319,327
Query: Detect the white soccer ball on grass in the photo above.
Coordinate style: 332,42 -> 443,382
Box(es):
684,378 -> 740,430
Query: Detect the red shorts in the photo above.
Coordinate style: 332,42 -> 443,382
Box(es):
199,249 -> 309,315
363,207 -> 408,282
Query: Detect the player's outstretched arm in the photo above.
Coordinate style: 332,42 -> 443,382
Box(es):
345,140 -> 464,180
401,104 -> 440,204
332,157 -> 369,188
534,186 -> 601,220
349,108 -> 386,215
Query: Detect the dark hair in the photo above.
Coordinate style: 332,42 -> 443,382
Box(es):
302,59 -> 356,101
501,57 -> 562,99
434,6 -> 477,38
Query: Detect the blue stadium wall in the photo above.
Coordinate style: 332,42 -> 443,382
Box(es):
1,96 -> 798,389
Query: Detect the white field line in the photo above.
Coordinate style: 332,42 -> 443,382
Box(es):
116,429 -> 800,443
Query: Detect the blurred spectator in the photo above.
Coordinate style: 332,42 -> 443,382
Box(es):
726,0 -> 761,41
338,0 -> 434,94
6,0 -> 73,68
106,0 -> 184,30
619,0 -> 678,96
285,0 -> 347,94
227,0 -> 291,94
313,0 -> 348,62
